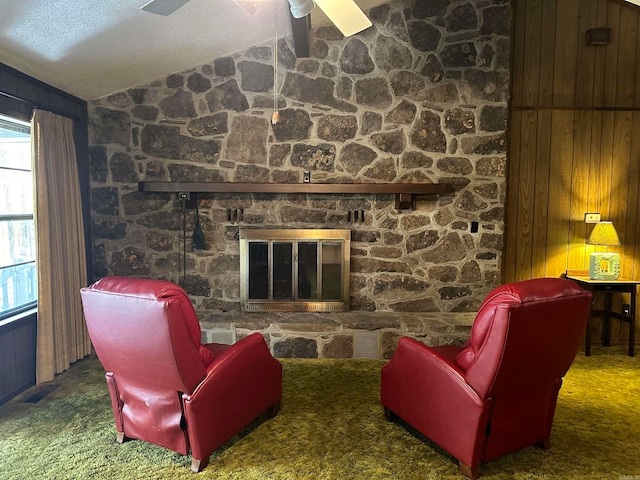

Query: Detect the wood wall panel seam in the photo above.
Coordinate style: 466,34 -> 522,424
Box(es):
611,112 -> 633,273
539,0 -> 558,106
531,110 -> 552,278
575,0 -> 598,107
515,111 -> 538,278
511,0 -> 527,107
523,0 -> 543,106
568,110 -> 592,270
504,111 -> 523,283
616,9 -> 638,106
552,0 -> 581,108
621,113 -> 639,279
603,2 -> 621,107
636,14 -> 640,107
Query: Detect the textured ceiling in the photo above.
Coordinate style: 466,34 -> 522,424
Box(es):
0,0 -> 386,101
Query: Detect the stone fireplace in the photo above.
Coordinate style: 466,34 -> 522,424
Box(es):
87,0 -> 510,328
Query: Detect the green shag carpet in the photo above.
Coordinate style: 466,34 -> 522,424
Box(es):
0,348 -> 639,480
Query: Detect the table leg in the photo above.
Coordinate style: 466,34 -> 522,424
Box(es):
602,292 -> 612,346
629,287 -> 636,357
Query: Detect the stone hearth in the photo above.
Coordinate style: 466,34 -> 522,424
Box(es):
200,311 -> 475,359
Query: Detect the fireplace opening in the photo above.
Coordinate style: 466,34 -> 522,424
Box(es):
239,229 -> 350,312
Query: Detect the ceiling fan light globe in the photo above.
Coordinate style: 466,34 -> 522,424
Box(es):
140,0 -> 191,16
231,0 -> 258,15
287,0 -> 314,18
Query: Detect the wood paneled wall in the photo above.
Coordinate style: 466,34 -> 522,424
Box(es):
506,0 -> 640,346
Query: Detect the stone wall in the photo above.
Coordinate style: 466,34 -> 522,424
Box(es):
201,311 -> 475,359
87,0 -> 511,317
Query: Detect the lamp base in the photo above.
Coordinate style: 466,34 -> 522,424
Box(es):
589,252 -> 620,280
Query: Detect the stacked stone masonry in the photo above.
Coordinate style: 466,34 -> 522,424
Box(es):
200,311 -> 475,359
87,0 -> 511,349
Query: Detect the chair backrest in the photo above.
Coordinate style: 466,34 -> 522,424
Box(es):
455,278 -> 592,399
80,276 -> 215,394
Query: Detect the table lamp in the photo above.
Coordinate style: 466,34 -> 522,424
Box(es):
587,221 -> 621,280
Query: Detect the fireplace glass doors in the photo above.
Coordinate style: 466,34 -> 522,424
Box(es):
239,229 -> 350,312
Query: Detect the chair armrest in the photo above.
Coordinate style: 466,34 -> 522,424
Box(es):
182,333 -> 282,461
382,337 -> 474,401
197,333 -> 282,392
381,337 -> 491,467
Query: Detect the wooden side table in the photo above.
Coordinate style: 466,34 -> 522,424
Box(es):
566,274 -> 638,357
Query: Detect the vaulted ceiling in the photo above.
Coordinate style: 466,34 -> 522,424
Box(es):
0,0 -> 385,101
4,0 -> 639,101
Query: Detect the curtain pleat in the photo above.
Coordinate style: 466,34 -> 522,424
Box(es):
32,109 -> 91,384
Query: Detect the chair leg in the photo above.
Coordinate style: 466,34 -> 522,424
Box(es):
383,407 -> 398,422
266,400 -> 281,418
116,431 -> 125,444
459,461 -> 480,480
536,439 -> 551,450
191,456 -> 209,473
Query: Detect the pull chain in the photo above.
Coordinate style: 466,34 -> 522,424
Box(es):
271,0 -> 280,124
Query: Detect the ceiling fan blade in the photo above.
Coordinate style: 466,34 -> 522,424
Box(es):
314,0 -> 372,37
140,0 -> 192,16
231,0 -> 258,15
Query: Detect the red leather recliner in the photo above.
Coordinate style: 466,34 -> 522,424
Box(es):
380,278 -> 592,479
80,276 -> 283,472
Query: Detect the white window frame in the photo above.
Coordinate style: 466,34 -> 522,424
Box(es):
0,114 -> 36,321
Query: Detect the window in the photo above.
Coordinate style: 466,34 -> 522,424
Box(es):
0,115 -> 36,319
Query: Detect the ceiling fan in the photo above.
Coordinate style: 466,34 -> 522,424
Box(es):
140,0 -> 372,37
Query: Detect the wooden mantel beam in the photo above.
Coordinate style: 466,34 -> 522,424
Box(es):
138,181 -> 454,210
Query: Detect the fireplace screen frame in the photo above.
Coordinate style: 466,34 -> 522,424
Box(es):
239,228 -> 350,312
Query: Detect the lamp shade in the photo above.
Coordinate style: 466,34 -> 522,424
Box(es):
587,221 -> 621,246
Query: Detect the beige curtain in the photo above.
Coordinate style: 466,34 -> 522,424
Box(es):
32,109 -> 91,384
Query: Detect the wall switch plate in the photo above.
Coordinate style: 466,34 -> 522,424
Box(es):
584,213 -> 601,224
303,170 -> 311,183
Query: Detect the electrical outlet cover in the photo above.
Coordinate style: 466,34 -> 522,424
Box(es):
584,213 -> 601,224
